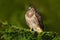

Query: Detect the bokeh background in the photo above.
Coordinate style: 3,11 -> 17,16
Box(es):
0,0 -> 60,34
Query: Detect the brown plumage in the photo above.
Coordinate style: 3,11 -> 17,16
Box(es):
25,6 -> 44,33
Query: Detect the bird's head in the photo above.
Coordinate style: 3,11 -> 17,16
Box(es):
26,6 -> 36,18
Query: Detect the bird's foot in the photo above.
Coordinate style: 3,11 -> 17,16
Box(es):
30,29 -> 32,32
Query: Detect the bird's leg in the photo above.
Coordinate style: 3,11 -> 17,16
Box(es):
30,28 -> 32,32
29,24 -> 33,31
30,29 -> 32,31
28,25 -> 32,31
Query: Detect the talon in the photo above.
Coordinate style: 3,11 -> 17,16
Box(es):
30,29 -> 32,31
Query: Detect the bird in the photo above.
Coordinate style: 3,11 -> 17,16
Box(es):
25,6 -> 44,33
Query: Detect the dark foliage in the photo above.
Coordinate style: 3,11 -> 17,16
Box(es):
0,21 -> 60,40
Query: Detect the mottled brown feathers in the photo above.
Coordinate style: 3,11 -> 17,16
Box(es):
25,6 -> 44,33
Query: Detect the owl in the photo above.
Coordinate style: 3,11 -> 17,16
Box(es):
25,6 -> 44,33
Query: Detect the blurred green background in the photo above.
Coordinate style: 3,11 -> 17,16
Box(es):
0,0 -> 60,34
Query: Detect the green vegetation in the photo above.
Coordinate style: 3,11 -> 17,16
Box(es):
0,0 -> 60,40
0,0 -> 60,34
0,21 -> 60,40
